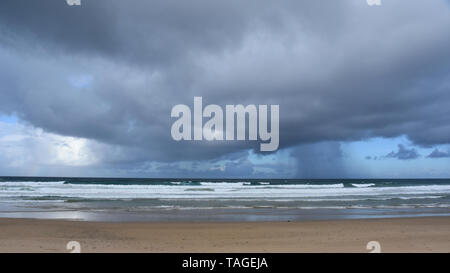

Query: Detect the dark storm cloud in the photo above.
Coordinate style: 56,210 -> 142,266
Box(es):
0,0 -> 280,67
385,144 -> 420,160
0,0 -> 450,164
292,142 -> 348,178
427,148 -> 450,158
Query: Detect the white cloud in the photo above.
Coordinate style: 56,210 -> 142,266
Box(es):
0,121 -> 99,168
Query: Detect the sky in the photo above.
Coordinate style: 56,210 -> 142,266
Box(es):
0,0 -> 449,178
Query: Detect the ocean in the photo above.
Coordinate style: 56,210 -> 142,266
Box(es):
1,177 -> 450,221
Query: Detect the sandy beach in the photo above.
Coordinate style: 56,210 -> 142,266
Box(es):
0,217 -> 449,253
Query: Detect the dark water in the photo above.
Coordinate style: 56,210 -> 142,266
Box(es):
1,177 -> 450,221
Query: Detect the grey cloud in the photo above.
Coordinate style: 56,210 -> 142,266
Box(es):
427,148 -> 450,158
0,0 -> 450,165
0,0 -> 280,67
385,144 -> 420,160
292,142 -> 348,178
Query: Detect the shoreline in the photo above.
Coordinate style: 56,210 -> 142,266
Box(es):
0,216 -> 449,252
1,206 -> 449,222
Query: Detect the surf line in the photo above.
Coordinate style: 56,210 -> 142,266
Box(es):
171,97 -> 279,151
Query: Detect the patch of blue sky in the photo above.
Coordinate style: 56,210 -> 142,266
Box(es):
67,74 -> 94,89
0,113 -> 18,124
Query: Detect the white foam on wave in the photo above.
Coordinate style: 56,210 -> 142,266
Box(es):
0,181 -> 66,186
351,183 -> 375,188
1,180 -> 450,203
